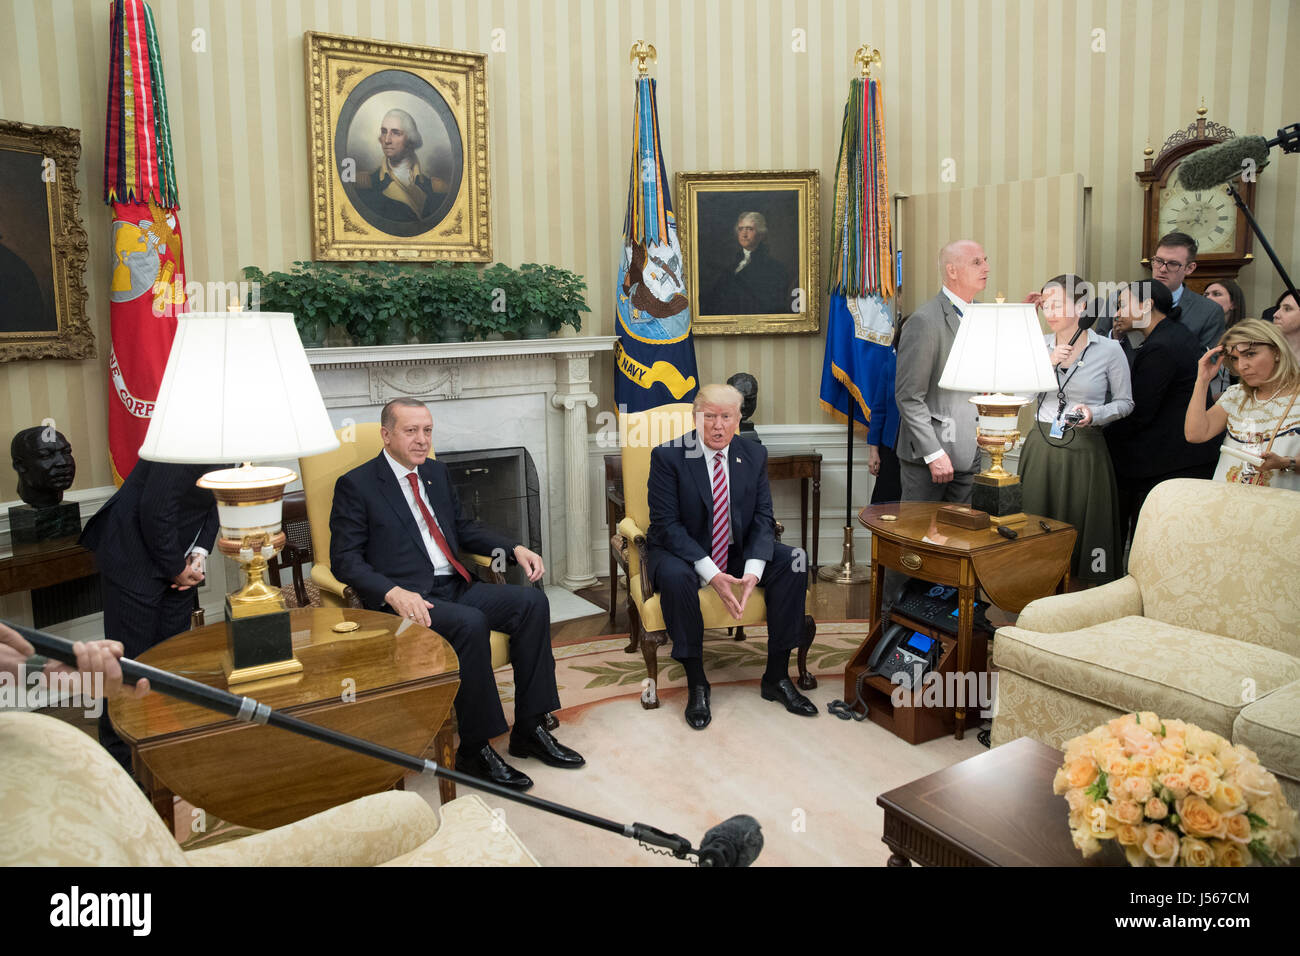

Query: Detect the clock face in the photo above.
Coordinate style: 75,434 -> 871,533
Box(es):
1158,165 -> 1238,254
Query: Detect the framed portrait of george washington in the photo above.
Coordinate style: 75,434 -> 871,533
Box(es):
306,32 -> 491,261
0,121 -> 93,363
675,169 -> 820,335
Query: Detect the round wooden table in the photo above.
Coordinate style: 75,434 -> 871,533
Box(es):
109,607 -> 460,831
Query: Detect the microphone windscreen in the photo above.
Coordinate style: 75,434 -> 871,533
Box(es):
1178,136 -> 1271,190
699,814 -> 764,867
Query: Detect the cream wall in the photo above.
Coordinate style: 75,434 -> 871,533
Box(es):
1,0 -> 1297,495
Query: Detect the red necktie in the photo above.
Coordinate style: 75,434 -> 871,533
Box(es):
405,472 -> 471,583
710,451 -> 730,570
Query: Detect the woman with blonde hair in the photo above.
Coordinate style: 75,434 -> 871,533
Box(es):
1185,318 -> 1300,490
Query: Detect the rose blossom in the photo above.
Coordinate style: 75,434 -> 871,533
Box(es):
1144,798 -> 1169,821
1065,756 -> 1099,789
1115,823 -> 1141,846
1211,781 -> 1247,815
1142,824 -> 1180,866
1160,772 -> 1190,800
1065,788 -> 1089,813
1185,726 -> 1220,756
1233,762 -> 1278,799
1071,827 -> 1102,858
1123,775 -> 1153,803
1214,842 -> 1249,867
1119,724 -> 1162,758
1186,766 -> 1218,798
1223,812 -> 1252,845
1179,837 -> 1215,867
1178,796 -> 1228,840
1110,800 -> 1144,826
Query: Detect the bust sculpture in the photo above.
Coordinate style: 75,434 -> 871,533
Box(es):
9,425 -> 80,542
727,372 -> 760,442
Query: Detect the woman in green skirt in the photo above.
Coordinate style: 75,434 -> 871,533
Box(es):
1020,275 -> 1134,586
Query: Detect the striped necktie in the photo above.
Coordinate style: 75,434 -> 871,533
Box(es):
710,450 -> 730,570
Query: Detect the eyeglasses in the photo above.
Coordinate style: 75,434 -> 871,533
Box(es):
1150,256 -> 1189,271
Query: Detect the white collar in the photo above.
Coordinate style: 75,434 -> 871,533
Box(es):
383,449 -> 419,481
942,286 -> 971,313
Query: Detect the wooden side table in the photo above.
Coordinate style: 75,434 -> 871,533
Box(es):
0,535 -> 97,596
109,607 -> 460,831
604,451 -> 823,617
847,503 -> 1075,742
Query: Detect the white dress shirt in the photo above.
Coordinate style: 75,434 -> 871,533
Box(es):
384,450 -> 454,575
923,287 -> 971,464
692,443 -> 767,585
734,250 -> 753,273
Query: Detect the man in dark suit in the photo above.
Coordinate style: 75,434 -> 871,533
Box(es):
701,212 -> 793,316
329,398 -> 582,791
80,459 -> 219,769
645,383 -> 816,729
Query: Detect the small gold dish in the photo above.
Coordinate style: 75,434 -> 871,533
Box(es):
880,514 -> 898,522
332,621 -> 361,633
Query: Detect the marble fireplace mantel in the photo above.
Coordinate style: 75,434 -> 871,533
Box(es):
306,336 -> 618,590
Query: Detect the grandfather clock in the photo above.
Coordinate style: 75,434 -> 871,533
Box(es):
1136,104 -> 1258,292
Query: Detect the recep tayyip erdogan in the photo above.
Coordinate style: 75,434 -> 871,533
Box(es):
328,398 -> 583,791
645,383 -> 817,729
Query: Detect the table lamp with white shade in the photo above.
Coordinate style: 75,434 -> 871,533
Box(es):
139,311 -> 340,686
938,299 -> 1056,525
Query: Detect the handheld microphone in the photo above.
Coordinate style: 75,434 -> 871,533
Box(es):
1067,313 -> 1097,347
697,815 -> 764,867
1178,123 -> 1300,190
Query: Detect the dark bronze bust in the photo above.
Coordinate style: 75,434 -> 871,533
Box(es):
727,372 -> 760,442
12,425 -> 76,508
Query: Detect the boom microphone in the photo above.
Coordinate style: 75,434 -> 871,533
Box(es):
1178,123 -> 1300,190
10,622 -> 761,867
1067,313 -> 1098,347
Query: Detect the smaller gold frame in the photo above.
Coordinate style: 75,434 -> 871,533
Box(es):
0,121 -> 93,363
675,169 -> 820,336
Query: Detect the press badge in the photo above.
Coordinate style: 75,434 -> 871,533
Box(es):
1049,417 -> 1067,439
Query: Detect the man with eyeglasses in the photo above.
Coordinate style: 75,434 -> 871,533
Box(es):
1097,231 -> 1227,396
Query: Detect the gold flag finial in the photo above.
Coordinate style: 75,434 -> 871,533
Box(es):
996,292 -> 1006,303
630,40 -> 657,76
854,44 -> 882,79
1197,97 -> 1207,117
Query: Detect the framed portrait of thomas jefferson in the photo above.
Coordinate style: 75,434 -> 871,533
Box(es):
676,169 -> 820,335
0,120 -> 93,362
306,32 -> 491,261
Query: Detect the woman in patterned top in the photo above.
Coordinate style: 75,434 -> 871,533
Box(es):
1185,318 -> 1300,491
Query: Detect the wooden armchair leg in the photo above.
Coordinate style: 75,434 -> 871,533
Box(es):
796,615 -> 818,690
640,631 -> 664,710
732,626 -> 746,641
623,600 -> 641,654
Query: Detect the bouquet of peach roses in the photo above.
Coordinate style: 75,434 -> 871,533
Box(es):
1054,712 -> 1299,866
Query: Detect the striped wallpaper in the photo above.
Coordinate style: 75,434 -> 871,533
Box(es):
1,0 -> 1296,494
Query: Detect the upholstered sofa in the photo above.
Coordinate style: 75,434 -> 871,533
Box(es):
0,711 -> 539,866
991,479 -> 1300,805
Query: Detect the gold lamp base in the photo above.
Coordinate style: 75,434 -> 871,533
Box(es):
816,526 -> 870,584
222,653 -> 304,689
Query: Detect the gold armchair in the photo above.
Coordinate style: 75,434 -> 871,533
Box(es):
612,403 -> 817,708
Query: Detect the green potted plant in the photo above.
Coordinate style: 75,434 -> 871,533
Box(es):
516,262 -> 590,338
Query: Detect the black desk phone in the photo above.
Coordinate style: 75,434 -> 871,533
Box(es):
893,579 -> 991,635
866,622 -> 942,689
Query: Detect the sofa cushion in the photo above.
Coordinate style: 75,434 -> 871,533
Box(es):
1234,680 -> 1300,789
380,794 -> 540,866
995,616 -> 1300,739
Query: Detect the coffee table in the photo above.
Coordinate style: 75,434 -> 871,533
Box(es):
109,607 -> 460,832
877,736 -> 1118,866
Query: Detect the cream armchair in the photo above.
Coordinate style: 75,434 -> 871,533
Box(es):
0,712 -> 538,867
613,403 -> 817,708
991,478 -> 1300,805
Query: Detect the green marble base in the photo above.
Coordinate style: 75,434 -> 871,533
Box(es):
9,502 -> 81,544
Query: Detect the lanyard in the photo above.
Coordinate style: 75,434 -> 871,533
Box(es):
1055,342 -> 1092,416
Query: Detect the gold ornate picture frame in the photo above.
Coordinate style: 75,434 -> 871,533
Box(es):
676,169 -> 820,335
0,121 -> 93,363
306,32 -> 491,261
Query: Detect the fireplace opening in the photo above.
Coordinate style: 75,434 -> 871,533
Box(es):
437,446 -> 543,588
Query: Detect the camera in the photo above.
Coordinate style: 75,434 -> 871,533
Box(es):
1062,409 -> 1086,427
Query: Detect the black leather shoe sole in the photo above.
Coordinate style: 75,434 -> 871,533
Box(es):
761,680 -> 818,716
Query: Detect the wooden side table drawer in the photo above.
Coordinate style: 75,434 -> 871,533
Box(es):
875,538 -> 963,585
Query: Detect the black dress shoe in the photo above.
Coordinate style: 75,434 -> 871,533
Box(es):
684,684 -> 711,729
761,676 -> 817,716
455,744 -> 534,790
508,724 -> 586,768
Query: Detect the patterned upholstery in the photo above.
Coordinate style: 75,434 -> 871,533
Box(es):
992,478 -> 1300,794
299,422 -> 511,669
0,712 -> 537,866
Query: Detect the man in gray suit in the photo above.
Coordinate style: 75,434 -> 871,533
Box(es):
894,239 -> 989,502
1095,231 -> 1227,395
880,239 -> 989,619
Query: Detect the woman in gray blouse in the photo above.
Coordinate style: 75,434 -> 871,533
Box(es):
1020,275 -> 1134,586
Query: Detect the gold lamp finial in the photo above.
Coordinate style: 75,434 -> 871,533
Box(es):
996,292 -> 1006,303
1197,97 -> 1207,117
1143,141 -> 1154,158
630,40 -> 657,76
854,44 -> 882,79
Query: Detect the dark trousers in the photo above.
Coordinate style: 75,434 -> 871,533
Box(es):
650,542 -> 807,663
869,442 -> 903,504
1114,463 -> 1217,571
421,576 -> 560,745
98,580 -> 197,770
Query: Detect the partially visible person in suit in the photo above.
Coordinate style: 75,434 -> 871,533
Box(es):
79,460 -> 219,769
329,399 -> 582,791
1104,280 -> 1220,562
644,383 -> 815,730
866,331 -> 902,504
701,212 -> 793,316
1019,275 -> 1133,586
1204,279 -> 1246,330
1265,289 -> 1300,363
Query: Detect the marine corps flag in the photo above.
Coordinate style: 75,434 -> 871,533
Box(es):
614,74 -> 698,413
818,72 -> 896,431
103,0 -> 188,484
